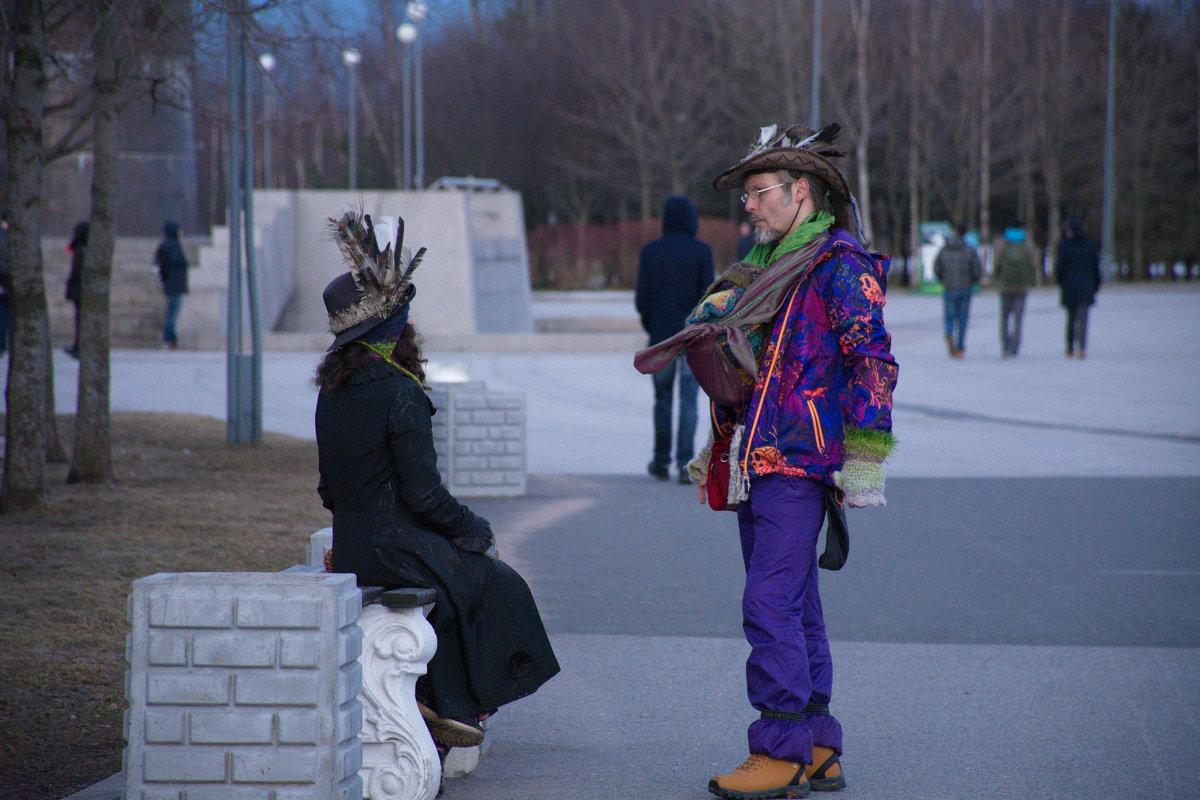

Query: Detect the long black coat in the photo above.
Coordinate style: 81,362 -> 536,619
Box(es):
316,360 -> 558,718
1055,235 -> 1101,308
155,222 -> 189,296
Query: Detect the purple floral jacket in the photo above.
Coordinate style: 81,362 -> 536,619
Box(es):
711,230 -> 899,487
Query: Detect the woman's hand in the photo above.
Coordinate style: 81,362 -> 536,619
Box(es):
696,473 -> 707,505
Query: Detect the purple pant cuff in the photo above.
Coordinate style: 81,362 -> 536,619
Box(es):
747,713 -> 843,763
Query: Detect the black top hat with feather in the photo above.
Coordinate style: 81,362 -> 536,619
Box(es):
322,209 -> 426,351
713,123 -> 862,238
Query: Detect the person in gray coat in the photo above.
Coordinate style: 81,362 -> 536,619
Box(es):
933,223 -> 982,358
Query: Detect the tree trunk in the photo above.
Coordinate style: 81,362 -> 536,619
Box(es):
906,0 -> 921,280
69,0 -> 118,484
2,0 -> 49,511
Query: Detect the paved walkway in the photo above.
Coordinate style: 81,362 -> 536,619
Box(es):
35,283 -> 1200,800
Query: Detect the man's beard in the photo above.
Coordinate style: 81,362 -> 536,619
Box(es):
754,225 -> 784,245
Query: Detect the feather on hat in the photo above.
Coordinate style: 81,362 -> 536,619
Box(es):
713,123 -> 861,238
322,208 -> 426,351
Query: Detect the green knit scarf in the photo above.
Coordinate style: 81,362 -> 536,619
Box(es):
743,209 -> 835,267
357,340 -> 423,386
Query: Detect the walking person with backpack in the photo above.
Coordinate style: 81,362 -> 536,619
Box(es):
994,220 -> 1036,358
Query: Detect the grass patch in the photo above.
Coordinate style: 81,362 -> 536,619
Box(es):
0,412 -> 329,800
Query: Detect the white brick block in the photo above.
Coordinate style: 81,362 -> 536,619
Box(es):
487,395 -> 522,409
278,710 -> 319,744
280,632 -> 322,668
231,747 -> 319,782
236,598 -> 322,629
144,711 -> 185,743
149,596 -> 235,628
235,671 -> 322,706
142,747 -> 228,781
190,710 -> 274,744
451,394 -> 488,409
470,410 -> 506,425
146,672 -> 231,705
146,633 -> 188,666
125,572 -> 362,800
193,632 -> 276,667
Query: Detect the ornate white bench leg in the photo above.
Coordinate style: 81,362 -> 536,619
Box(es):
357,601 -> 441,800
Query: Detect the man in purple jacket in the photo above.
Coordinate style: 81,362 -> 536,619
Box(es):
694,125 -> 899,799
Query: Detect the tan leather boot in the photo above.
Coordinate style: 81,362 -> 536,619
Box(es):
709,753 -> 811,798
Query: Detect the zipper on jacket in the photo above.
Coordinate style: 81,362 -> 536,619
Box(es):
805,396 -> 827,454
741,282 -> 804,476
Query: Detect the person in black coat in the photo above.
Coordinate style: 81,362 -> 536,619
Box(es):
635,195 -> 714,483
64,220 -> 88,358
1054,217 -> 1101,359
154,220 -> 189,348
314,211 -> 558,751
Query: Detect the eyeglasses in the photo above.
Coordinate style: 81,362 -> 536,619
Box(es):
739,182 -> 789,204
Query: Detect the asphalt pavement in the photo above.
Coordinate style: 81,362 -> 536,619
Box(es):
39,283 -> 1200,800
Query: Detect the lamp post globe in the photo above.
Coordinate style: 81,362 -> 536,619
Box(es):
406,1 -> 428,22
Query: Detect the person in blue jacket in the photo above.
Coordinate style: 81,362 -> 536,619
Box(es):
635,196 -> 714,483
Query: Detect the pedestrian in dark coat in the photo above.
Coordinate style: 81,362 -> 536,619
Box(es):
1055,217 -> 1101,359
635,195 -> 714,482
314,210 -> 558,750
64,220 -> 88,358
154,220 -> 188,348
933,224 -> 982,358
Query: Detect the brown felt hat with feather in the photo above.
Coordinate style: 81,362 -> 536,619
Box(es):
713,123 -> 861,238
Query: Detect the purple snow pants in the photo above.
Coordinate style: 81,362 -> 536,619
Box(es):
736,473 -> 843,763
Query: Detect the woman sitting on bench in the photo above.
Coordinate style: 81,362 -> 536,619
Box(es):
313,209 -> 559,751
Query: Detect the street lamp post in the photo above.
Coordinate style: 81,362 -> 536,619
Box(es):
397,24 -> 415,190
341,48 -> 361,190
257,52 -> 275,189
397,2 -> 428,190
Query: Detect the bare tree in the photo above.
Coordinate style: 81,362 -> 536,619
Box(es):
2,0 -> 51,510
68,0 -> 122,484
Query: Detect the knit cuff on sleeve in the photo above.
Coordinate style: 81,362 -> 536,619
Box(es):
686,435 -> 714,484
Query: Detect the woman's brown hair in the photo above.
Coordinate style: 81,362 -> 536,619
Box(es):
314,322 -> 427,392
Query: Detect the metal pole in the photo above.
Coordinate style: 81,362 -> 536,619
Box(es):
414,35 -> 424,190
348,62 -> 357,190
810,0 -> 822,128
1101,0 -> 1117,279
242,27 -> 262,442
402,44 -> 413,189
262,70 -> 272,190
225,8 -> 244,444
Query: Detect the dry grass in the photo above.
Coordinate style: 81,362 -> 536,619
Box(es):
0,413 -> 330,800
